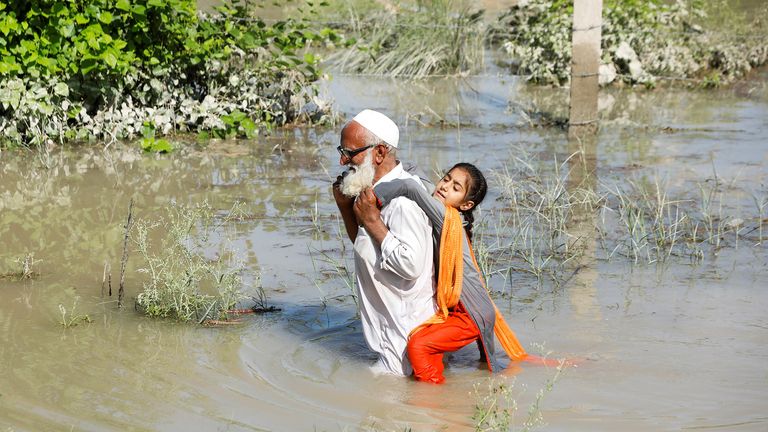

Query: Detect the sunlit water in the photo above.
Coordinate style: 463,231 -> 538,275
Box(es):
1,65 -> 767,431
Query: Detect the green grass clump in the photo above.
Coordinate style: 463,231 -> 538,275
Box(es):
326,0 -> 485,78
133,201 -> 255,323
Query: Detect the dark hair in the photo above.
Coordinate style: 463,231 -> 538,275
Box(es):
448,162 -> 487,242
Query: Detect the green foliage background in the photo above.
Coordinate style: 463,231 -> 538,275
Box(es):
492,0 -> 768,86
0,0 -> 336,148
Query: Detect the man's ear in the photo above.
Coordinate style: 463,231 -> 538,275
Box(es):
374,144 -> 387,163
459,200 -> 475,212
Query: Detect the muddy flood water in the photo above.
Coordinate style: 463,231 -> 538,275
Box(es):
1,68 -> 767,431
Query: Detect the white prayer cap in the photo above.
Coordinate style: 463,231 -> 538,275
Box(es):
352,109 -> 399,148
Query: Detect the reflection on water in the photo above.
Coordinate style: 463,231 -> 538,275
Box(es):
1,71 -> 768,431
566,136 -> 602,332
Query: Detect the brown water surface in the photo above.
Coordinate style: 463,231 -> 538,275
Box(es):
1,69 -> 767,431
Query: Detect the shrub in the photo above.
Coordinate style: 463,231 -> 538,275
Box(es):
0,0 -> 336,148
133,201 -> 256,323
491,0 -> 768,86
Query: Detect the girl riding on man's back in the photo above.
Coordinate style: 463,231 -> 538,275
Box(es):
373,163 -> 533,384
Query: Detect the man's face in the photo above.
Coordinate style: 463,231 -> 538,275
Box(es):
340,150 -> 375,198
338,124 -> 372,167
338,123 -> 376,197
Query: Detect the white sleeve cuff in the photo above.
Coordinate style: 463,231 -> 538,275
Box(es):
379,231 -> 398,266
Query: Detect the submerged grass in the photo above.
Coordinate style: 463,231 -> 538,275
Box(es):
485,150 -> 603,288
58,297 -> 92,328
477,147 -> 766,291
0,252 -> 41,281
307,212 -> 358,308
472,360 -> 568,431
133,201 -> 260,323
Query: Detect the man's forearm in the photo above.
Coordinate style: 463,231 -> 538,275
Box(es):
361,218 -> 389,247
338,204 -> 359,242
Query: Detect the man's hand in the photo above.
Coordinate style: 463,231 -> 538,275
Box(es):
332,172 -> 354,209
353,188 -> 379,226
333,171 -> 359,242
354,188 -> 388,246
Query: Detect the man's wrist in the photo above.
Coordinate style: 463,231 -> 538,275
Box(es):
363,218 -> 388,245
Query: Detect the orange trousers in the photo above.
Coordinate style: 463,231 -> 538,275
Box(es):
407,304 -> 481,384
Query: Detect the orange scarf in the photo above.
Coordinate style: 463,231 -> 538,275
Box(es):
410,205 -> 529,362
409,206 -> 465,336
467,236 -> 528,361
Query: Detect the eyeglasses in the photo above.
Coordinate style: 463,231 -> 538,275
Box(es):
337,144 -> 375,159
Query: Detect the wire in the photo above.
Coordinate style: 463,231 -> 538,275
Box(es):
568,119 -> 599,126
572,24 -> 602,32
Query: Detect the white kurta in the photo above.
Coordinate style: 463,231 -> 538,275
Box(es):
353,163 -> 437,376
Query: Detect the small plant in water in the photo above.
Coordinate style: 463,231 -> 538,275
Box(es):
133,201 -> 257,323
58,297 -> 92,328
472,377 -> 517,432
1,252 -> 41,280
472,359 -> 567,432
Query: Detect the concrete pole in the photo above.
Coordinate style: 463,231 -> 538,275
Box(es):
568,0 -> 603,138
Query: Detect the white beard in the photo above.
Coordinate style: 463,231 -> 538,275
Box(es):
341,151 -> 375,198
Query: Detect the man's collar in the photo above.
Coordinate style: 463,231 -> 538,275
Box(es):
373,161 -> 403,187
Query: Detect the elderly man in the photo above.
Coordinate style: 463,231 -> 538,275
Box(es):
332,109 -> 436,376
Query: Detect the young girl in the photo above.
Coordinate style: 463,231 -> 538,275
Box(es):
373,163 -> 532,384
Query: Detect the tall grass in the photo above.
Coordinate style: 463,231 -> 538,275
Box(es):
307,213 -> 358,308
488,150 -> 603,288
326,0 -> 485,78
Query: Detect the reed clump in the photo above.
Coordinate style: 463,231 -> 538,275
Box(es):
133,201 -> 258,323
326,0 -> 485,78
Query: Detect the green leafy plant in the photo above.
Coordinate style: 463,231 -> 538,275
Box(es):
0,0 -> 338,148
139,121 -> 173,153
218,109 -> 258,139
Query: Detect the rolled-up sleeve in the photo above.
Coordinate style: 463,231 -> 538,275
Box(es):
379,197 -> 431,281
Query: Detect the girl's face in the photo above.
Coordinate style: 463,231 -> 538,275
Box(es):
433,168 -> 475,211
